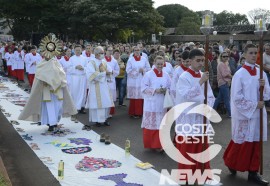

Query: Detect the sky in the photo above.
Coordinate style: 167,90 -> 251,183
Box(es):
153,0 -> 269,16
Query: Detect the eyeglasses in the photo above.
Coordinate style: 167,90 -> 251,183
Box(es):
134,49 -> 140,51
175,52 -> 180,54
248,52 -> 257,55
99,53 -> 104,55
222,56 -> 228,58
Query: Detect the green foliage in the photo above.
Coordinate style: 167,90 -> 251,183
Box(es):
0,174 -> 7,186
157,4 -> 194,28
0,0 -> 164,41
0,0 -> 68,40
214,11 -> 249,25
176,15 -> 201,35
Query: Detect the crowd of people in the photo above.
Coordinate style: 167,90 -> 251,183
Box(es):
1,38 -> 270,185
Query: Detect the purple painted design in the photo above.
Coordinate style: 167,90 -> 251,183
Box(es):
99,173 -> 143,186
75,156 -> 121,172
68,138 -> 93,145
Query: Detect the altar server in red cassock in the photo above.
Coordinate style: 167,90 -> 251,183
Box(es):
223,44 -> 269,185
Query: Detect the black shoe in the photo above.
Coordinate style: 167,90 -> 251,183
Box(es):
82,125 -> 92,131
100,133 -> 106,142
105,135 -> 111,145
228,167 -> 237,175
79,107 -> 87,114
96,122 -> 102,127
48,126 -> 55,131
248,171 -> 269,185
104,121 -> 110,126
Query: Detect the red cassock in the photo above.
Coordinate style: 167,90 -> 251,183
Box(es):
176,136 -> 211,173
128,99 -> 143,116
223,140 -> 260,172
15,69 -> 24,81
143,128 -> 162,149
28,74 -> 35,87
7,66 -> 12,76
109,107 -> 115,115
11,69 -> 16,77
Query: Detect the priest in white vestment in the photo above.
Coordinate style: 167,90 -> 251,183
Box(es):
18,34 -> 77,131
223,44 -> 269,185
69,45 -> 88,114
85,46 -> 114,127
141,56 -> 171,151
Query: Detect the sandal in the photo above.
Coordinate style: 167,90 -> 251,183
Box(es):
82,125 -> 92,131
30,143 -> 40,150
105,135 -> 111,145
10,120 -> 20,125
100,133 -> 106,142
16,128 -> 25,132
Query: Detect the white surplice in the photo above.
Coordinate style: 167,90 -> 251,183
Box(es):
28,53 -> 42,75
24,53 -> 30,73
4,52 -> 13,66
170,65 -> 187,104
85,58 -> 114,123
175,69 -> 215,135
141,70 -> 171,130
69,55 -> 88,110
13,50 -> 25,70
231,63 -> 270,144
126,56 -> 151,99
105,57 -> 120,101
59,56 -> 72,91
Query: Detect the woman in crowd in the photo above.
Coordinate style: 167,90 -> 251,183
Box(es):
213,51 -> 232,117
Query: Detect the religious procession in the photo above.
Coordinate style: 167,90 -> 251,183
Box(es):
0,1 -> 270,186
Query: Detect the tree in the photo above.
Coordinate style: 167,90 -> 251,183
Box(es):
157,4 -> 194,28
0,0 -> 69,41
176,14 -> 201,35
0,0 -> 164,42
214,11 -> 249,25
62,0 -> 164,41
248,8 -> 270,24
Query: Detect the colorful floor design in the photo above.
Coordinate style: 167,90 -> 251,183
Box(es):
45,140 -> 73,148
62,146 -> 92,154
68,138 -> 93,145
76,157 -> 122,172
41,128 -> 76,137
0,78 -> 175,186
99,173 -> 143,186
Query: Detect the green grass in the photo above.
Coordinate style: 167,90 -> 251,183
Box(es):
0,174 -> 7,186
